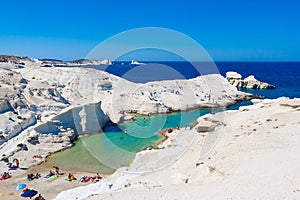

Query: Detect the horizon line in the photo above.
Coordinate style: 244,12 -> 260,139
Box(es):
1,54 -> 300,63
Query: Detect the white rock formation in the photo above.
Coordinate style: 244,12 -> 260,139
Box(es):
226,71 -> 275,89
18,65 -> 251,123
225,71 -> 242,80
99,59 -> 112,65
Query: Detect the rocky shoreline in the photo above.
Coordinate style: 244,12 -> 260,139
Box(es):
0,57 -> 278,200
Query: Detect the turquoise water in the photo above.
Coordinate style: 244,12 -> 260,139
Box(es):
45,108 -> 218,173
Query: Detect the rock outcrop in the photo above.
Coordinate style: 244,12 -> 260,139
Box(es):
226,71 -> 275,89
0,100 -> 14,114
0,55 -> 26,63
34,102 -> 109,136
71,59 -> 112,66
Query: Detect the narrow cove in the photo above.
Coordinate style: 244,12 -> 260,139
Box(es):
43,102 -> 248,174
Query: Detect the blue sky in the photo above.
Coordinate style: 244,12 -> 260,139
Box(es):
0,0 -> 299,61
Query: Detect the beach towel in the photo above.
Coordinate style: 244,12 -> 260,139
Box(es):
48,175 -> 57,180
8,167 -> 17,171
44,174 -> 57,179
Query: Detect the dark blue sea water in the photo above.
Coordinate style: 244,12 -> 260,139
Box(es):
216,62 -> 300,99
82,62 -> 300,99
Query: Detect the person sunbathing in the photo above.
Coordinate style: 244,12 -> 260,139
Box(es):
2,172 -> 11,179
95,173 -> 102,179
44,170 -> 55,178
79,176 -> 91,182
35,173 -> 41,178
48,170 -> 55,176
27,173 -> 41,181
22,188 -> 29,193
34,193 -> 45,200
27,173 -> 34,181
33,154 -> 42,159
67,173 -> 77,181
92,173 -> 102,182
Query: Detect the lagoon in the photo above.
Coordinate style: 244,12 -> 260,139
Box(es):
44,108 -> 219,173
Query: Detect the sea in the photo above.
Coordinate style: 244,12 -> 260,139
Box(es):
45,62 -> 300,173
85,61 -> 300,99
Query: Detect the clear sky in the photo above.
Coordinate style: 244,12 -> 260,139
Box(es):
0,0 -> 299,61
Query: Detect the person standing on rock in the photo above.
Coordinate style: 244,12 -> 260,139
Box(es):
37,114 -> 42,122
13,159 -> 19,168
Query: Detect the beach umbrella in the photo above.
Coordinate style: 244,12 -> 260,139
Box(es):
21,189 -> 38,198
15,183 -> 26,190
